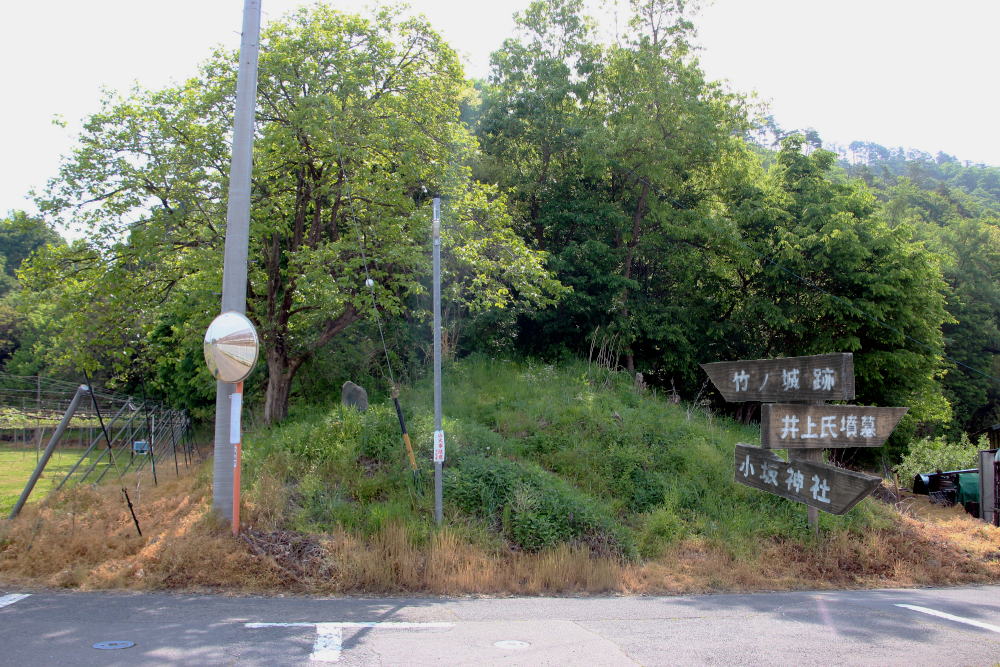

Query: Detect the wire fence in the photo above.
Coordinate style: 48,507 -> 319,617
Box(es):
0,371 -> 196,511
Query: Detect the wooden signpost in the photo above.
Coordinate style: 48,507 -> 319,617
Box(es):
760,404 -> 907,449
702,352 -> 905,525
735,444 -> 881,515
701,353 -> 854,403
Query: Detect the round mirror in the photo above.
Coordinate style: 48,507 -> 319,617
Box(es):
203,311 -> 259,383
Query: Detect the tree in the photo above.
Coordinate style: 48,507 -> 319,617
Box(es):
593,0 -> 748,371
0,211 -> 62,296
28,5 -> 560,423
480,0 -> 748,375
877,180 -> 1000,436
717,138 -> 952,433
478,0 -> 601,249
937,218 -> 1000,434
0,211 -> 63,369
848,157 -> 1000,436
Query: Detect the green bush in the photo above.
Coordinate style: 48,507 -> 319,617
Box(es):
637,507 -> 686,558
356,406 -> 405,463
894,434 -> 985,489
445,455 -> 636,560
290,470 -> 356,532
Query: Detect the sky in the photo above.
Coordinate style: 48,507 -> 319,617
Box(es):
2,0 -> 998,217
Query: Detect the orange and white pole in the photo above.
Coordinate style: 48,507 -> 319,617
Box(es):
230,381 -> 244,536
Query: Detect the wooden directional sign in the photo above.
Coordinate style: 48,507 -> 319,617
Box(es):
734,444 -> 881,515
761,404 -> 908,449
701,353 -> 854,403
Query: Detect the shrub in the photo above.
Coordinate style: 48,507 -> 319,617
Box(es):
894,434 -> 985,489
637,507 -> 686,558
445,456 -> 636,560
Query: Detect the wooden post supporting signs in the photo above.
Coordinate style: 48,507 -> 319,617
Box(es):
703,353 -> 906,530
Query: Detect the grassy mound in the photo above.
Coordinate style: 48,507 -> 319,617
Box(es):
244,357 -> 887,561
2,357 -> 997,594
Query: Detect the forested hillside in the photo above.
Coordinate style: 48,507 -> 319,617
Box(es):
835,145 -> 1000,436
1,0 -> 997,457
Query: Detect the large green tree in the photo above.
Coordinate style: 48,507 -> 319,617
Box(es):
0,211 -> 63,368
876,178 -> 1000,435
480,0 -> 747,375
478,0 -> 601,249
593,0 -> 748,372
713,139 -> 952,432
26,6 -> 560,423
938,217 -> 1000,434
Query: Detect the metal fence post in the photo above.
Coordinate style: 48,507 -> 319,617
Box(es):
9,385 -> 88,519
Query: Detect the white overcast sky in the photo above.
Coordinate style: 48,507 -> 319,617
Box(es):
2,0 -> 998,217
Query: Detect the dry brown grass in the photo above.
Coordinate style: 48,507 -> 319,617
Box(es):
0,468 -> 283,592
2,473 -> 998,595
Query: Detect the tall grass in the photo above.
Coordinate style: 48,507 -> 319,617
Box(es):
2,466 -> 995,595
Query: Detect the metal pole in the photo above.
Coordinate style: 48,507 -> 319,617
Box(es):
34,375 -> 41,465
170,410 -> 180,476
213,0 -> 261,521
148,409 -> 158,486
182,415 -> 191,467
432,197 -> 443,525
10,385 -> 87,519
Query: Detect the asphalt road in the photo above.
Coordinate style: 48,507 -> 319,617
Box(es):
1,585 -> 998,665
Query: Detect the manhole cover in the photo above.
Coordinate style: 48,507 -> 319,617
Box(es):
494,640 -> 530,649
92,641 -> 135,650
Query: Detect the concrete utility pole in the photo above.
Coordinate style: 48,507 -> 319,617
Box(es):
432,197 -> 444,525
213,0 -> 262,520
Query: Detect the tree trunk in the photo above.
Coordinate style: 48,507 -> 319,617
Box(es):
263,349 -> 293,425
620,182 -> 649,377
261,305 -> 360,425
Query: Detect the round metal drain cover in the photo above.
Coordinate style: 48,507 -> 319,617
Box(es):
494,640 -> 530,649
93,641 -> 135,650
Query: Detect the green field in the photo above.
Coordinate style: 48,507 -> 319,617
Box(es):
0,445 -> 114,515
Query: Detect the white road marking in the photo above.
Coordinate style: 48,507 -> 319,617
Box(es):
0,594 -> 30,609
312,624 -> 343,662
895,604 -> 1000,634
246,621 -> 454,662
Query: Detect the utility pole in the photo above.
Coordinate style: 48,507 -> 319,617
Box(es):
213,0 -> 262,520
432,197 -> 444,525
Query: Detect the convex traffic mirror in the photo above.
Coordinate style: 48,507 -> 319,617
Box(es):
203,311 -> 259,383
